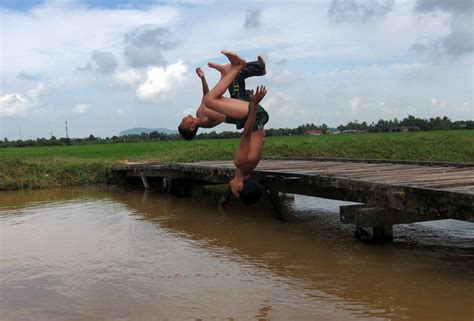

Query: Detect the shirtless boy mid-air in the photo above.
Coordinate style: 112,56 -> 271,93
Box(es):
178,56 -> 266,140
203,51 -> 269,204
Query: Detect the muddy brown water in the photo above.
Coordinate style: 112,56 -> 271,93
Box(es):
0,186 -> 473,321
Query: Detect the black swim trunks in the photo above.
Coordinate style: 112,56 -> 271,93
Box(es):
228,60 -> 265,100
225,101 -> 269,132
225,60 -> 268,131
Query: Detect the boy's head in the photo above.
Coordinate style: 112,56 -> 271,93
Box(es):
231,175 -> 262,204
178,115 -> 198,140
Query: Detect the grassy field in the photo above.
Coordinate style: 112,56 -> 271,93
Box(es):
1,130 -> 473,190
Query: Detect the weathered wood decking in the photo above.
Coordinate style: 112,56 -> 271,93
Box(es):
114,158 -> 474,242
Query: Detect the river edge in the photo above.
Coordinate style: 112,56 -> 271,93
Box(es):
0,159 -> 124,191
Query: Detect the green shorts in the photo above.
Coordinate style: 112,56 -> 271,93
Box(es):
225,103 -> 269,132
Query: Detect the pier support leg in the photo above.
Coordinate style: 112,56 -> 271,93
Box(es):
217,187 -> 232,209
140,171 -> 150,189
340,205 -> 393,243
262,185 -> 285,221
340,203 -> 446,243
354,225 -> 393,243
163,178 -> 193,197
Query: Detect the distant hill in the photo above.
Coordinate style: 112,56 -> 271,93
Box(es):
119,127 -> 178,136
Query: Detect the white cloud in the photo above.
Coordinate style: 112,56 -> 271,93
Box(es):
0,93 -> 30,117
267,68 -> 301,86
72,103 -> 89,115
1,2 -> 179,76
27,79 -> 65,101
117,108 -> 125,116
349,97 -> 361,112
264,91 -> 299,123
0,79 -> 64,118
109,68 -> 144,89
136,61 -> 188,103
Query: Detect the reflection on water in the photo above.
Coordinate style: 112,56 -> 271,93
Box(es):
0,186 -> 473,321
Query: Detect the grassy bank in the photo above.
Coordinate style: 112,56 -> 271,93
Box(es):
1,130 -> 473,190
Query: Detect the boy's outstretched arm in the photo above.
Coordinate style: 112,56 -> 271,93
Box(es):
234,86 -> 267,174
196,67 -> 209,96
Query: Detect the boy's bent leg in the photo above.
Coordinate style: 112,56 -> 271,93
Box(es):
205,97 -> 250,119
208,62 -> 230,73
206,52 -> 246,102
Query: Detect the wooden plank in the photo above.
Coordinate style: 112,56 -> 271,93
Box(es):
260,164 -> 417,176
260,161 -> 347,170
369,173 -> 474,185
444,186 -> 474,193
321,164 -> 423,174
338,166 -> 462,179
416,178 -> 474,189
263,156 -> 474,168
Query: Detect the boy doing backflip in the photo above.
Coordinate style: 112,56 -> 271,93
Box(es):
178,56 -> 266,140
203,51 -> 269,204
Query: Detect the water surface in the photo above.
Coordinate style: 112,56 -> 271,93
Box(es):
1,187 -> 473,320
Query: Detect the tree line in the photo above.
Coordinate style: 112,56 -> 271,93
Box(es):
337,115 -> 473,132
2,115 -> 473,148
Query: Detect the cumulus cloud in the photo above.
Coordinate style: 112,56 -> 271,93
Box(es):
72,103 -> 90,115
27,79 -> 65,101
265,92 -> 298,120
267,68 -> 301,86
136,61 -> 188,102
0,79 -> 64,118
414,0 -> 472,14
78,51 -> 118,74
412,0 -> 473,57
349,97 -> 361,113
0,94 -> 30,118
124,26 -> 177,68
244,9 -> 262,28
328,0 -> 394,23
109,68 -> 145,89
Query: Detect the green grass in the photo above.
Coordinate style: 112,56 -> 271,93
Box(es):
1,130 -> 473,190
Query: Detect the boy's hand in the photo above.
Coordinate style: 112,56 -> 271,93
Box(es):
196,67 -> 205,79
249,86 -> 267,105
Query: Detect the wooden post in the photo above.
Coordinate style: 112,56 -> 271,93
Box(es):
340,205 -> 393,243
354,225 -> 393,243
140,171 -> 150,189
217,186 -> 232,209
260,181 -> 285,221
163,178 -> 193,197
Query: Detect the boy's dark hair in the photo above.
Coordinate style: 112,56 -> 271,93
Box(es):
178,125 -> 198,141
239,175 -> 262,204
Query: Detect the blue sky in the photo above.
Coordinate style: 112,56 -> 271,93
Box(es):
1,0 -> 473,139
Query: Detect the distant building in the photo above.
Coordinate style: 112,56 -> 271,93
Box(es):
342,130 -> 368,134
328,128 -> 341,134
392,126 -> 420,132
305,129 -> 323,135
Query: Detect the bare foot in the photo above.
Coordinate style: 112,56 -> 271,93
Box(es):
208,62 -> 231,74
257,55 -> 266,75
221,50 -> 246,69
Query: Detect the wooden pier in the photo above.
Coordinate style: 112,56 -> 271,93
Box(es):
113,158 -> 474,242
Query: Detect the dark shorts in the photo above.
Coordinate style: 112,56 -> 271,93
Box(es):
228,60 -> 265,100
225,102 -> 269,132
